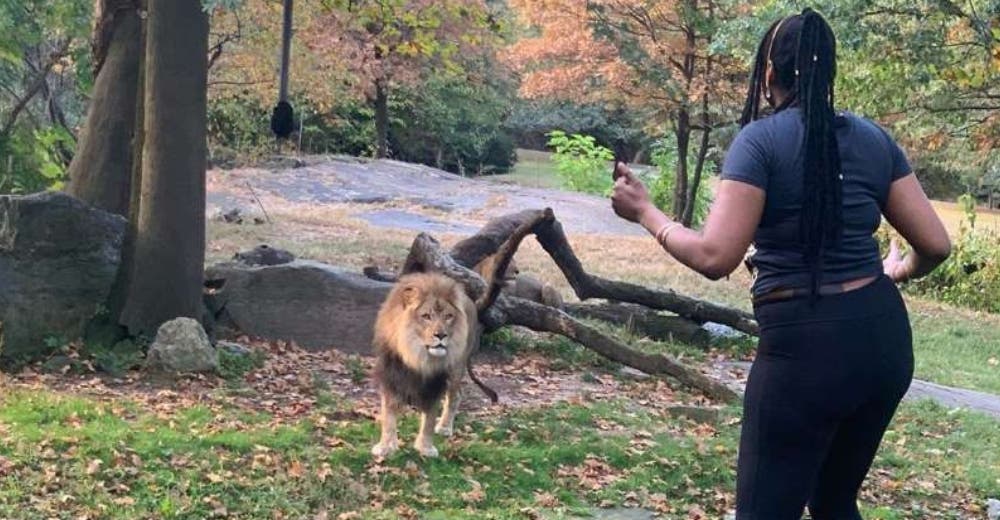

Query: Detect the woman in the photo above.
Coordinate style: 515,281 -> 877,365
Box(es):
610,8 -> 951,520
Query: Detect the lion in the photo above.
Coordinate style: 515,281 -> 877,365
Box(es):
479,257 -> 564,309
370,272 -> 482,458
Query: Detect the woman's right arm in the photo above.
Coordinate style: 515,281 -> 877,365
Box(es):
882,173 -> 952,282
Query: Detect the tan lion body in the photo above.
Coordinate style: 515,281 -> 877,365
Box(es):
371,273 -> 479,458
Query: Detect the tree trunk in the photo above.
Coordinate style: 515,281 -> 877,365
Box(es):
65,1 -> 142,216
374,79 -> 389,159
107,6 -> 146,323
119,0 -> 208,335
682,127 -> 710,227
673,108 -> 690,220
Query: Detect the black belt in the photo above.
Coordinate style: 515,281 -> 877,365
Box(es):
753,277 -> 878,305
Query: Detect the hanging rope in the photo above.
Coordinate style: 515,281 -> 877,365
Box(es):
270,0 -> 295,139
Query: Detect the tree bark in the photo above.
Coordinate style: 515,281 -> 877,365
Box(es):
119,0 -> 209,335
65,1 -> 143,217
374,79 -> 389,159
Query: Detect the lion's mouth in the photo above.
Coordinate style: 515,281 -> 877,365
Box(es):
425,342 -> 448,358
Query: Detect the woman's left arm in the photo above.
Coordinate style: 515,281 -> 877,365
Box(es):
611,163 -> 765,280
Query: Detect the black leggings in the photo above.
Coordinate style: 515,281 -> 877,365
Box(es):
736,275 -> 913,520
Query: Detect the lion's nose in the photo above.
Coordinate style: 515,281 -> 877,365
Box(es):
434,332 -> 448,341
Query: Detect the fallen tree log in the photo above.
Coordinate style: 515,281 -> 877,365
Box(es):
482,296 -> 738,403
563,302 -> 710,346
532,218 -> 759,336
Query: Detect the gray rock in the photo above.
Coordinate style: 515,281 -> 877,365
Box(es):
216,340 -> 252,357
232,244 -> 295,266
987,498 -> 1000,520
205,260 -> 392,354
0,192 -> 126,366
146,318 -> 218,373
570,508 -> 655,520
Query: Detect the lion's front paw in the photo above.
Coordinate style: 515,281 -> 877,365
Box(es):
415,439 -> 439,458
371,440 -> 398,458
434,423 -> 454,437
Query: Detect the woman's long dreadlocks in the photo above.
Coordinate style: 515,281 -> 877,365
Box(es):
740,8 -> 843,297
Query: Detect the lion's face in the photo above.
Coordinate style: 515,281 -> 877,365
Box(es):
405,288 -> 462,358
379,273 -> 473,372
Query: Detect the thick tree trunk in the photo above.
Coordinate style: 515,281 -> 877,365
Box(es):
119,0 -> 208,335
374,79 -> 389,159
107,8 -> 146,323
65,1 -> 142,217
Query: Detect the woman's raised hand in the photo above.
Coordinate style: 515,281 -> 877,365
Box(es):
611,162 -> 653,224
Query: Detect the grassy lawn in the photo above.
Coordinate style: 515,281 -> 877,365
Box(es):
485,149 -> 563,190
0,363 -> 995,519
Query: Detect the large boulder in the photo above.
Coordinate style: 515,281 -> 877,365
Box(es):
0,192 -> 125,365
205,260 -> 392,354
146,317 -> 218,373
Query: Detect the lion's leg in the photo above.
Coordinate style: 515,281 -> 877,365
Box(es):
371,391 -> 400,458
435,381 -> 461,437
415,409 -> 439,458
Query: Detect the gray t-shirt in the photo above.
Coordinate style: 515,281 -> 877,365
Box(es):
721,108 -> 911,297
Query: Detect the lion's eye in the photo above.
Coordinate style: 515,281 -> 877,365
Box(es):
421,313 -> 432,320
445,314 -> 454,321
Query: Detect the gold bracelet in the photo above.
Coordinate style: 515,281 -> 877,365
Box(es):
654,222 -> 681,247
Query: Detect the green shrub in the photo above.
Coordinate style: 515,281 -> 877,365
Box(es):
646,139 -> 714,227
0,126 -> 74,194
898,194 -> 1000,313
206,96 -> 376,166
546,130 -> 614,195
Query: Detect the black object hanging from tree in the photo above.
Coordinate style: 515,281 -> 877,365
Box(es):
270,0 -> 295,139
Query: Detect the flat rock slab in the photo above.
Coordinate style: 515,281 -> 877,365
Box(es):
207,156 -> 645,236
357,209 -> 480,235
567,508 -> 656,520
205,260 -> 392,354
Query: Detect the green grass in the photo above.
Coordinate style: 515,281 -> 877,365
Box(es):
908,308 -> 1000,394
485,149 -> 562,189
0,383 -> 994,518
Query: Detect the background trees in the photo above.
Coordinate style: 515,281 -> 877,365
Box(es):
504,0 -> 742,226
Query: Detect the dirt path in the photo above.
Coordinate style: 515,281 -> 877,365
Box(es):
716,361 -> 1000,419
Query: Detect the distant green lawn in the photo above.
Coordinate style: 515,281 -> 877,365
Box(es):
908,306 -> 1000,395
485,149 -> 562,189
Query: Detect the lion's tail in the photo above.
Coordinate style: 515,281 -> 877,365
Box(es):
467,362 -> 498,404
